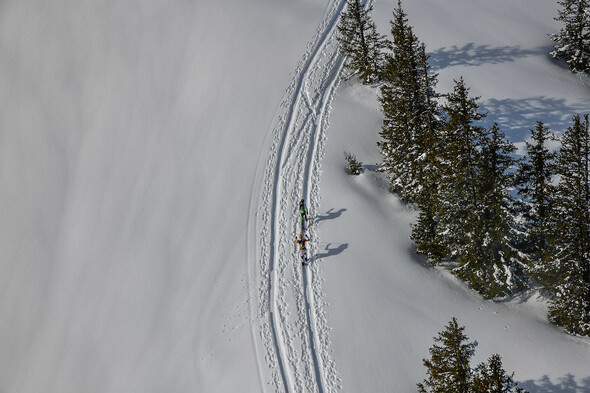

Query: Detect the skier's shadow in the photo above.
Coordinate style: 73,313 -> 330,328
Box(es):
314,243 -> 348,260
315,208 -> 347,224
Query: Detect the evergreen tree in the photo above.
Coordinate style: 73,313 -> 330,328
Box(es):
514,121 -> 557,281
417,317 -> 475,393
547,114 -> 590,336
550,0 -> 590,73
344,151 -> 363,175
378,2 -> 420,200
436,77 -> 487,262
337,0 -> 387,83
378,1 -> 441,203
414,42 -> 444,197
472,354 -> 527,393
410,43 -> 446,263
411,191 -> 448,264
419,320 -> 528,392
456,123 -> 526,298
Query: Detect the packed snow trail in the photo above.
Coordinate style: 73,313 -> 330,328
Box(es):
246,0 -> 359,391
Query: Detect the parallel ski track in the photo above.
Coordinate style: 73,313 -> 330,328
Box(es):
252,0 -> 351,392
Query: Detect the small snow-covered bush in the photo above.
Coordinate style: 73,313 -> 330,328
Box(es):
344,151 -> 363,175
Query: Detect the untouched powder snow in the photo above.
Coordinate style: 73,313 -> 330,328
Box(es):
0,0 -> 329,391
1,0 -> 589,392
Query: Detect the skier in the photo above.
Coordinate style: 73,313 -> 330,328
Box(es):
299,199 -> 308,224
295,234 -> 310,265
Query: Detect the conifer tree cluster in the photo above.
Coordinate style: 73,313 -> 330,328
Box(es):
408,77 -> 527,299
549,0 -> 590,73
378,1 -> 440,204
513,121 -> 556,280
336,0 -> 387,83
544,114 -> 590,335
514,115 -> 590,336
374,1 -> 526,299
417,318 -> 527,393
336,0 -> 590,335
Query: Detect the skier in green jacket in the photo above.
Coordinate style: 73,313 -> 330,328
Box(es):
299,199 -> 308,223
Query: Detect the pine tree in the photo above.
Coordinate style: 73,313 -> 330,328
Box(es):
337,0 -> 387,83
414,42 -> 444,197
547,114 -> 590,336
550,0 -> 590,73
456,123 -> 526,298
344,151 -> 363,175
411,191 -> 448,264
472,354 -> 527,393
378,1 -> 441,203
417,317 -> 476,393
410,44 -> 446,263
418,320 -> 529,392
378,1 -> 420,200
436,77 -> 487,262
514,121 -> 557,281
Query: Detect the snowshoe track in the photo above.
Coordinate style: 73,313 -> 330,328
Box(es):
249,0 -> 349,392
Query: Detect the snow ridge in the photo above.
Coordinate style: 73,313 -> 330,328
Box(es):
252,0 -> 348,391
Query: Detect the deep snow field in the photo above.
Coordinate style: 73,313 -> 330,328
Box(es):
1,0 -> 590,392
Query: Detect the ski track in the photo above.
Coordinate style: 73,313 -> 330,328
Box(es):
248,0 -> 352,391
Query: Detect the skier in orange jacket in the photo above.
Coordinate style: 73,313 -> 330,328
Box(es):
295,234 -> 310,265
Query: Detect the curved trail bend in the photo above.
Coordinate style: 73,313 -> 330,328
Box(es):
246,0 -> 373,391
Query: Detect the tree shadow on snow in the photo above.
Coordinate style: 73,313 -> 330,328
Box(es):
428,43 -> 546,71
480,96 -> 590,147
519,374 -> 590,393
427,43 -> 590,145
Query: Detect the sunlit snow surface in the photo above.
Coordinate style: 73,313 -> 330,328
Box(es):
1,0 -> 589,392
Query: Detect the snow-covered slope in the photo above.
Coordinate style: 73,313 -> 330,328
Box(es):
0,1 -> 329,391
1,0 -> 589,392
321,82 -> 590,392
320,1 -> 590,391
